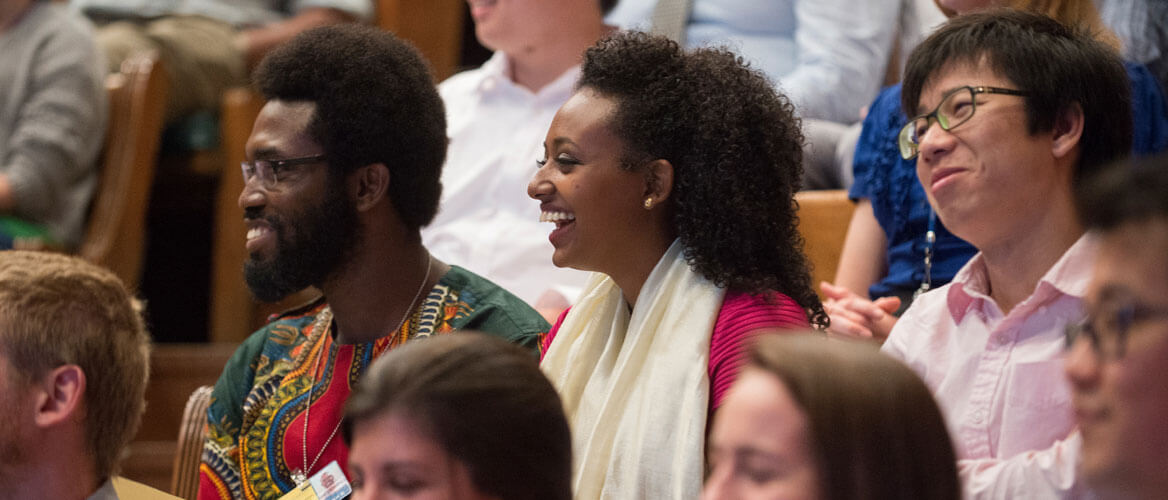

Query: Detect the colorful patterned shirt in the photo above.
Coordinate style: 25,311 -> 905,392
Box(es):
198,266 -> 547,500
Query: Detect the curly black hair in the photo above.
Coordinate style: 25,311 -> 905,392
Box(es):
577,31 -> 826,327
254,24 -> 447,230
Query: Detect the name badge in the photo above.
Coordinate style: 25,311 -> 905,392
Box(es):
277,461 -> 352,500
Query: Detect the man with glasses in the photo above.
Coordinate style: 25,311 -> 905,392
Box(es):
1066,153 -> 1168,500
879,11 -> 1132,498
198,25 -> 548,500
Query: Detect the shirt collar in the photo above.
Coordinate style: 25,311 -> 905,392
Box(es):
947,233 -> 1097,321
475,51 -> 511,91
474,51 -> 581,102
85,479 -> 118,500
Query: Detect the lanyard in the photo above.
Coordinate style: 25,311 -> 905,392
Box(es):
913,208 -> 936,300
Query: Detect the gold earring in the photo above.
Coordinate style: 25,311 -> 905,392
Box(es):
643,197 -> 654,209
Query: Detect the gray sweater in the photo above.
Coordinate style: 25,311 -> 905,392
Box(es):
0,2 -> 106,248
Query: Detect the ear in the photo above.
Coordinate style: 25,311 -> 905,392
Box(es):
642,159 -> 674,208
32,365 -> 86,429
350,163 -> 391,212
1050,102 -> 1085,160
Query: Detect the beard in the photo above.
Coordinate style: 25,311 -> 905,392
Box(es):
243,180 -> 361,303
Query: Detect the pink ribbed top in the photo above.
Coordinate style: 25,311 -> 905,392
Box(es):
541,290 -> 809,412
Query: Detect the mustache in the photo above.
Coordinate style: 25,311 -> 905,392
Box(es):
243,207 -> 284,230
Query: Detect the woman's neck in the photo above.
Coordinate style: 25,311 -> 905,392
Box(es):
610,237 -> 675,308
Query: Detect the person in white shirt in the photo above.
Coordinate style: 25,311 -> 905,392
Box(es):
423,0 -> 616,316
880,10 -> 1132,498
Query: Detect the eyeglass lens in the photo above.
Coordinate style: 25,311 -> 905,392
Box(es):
910,87 -> 976,145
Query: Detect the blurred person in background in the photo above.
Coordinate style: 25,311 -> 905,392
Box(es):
605,0 -> 907,190
605,0 -> 897,124
71,0 -> 371,122
0,0 -> 106,250
1098,0 -> 1167,94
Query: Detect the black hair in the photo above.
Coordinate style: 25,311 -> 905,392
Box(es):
578,31 -> 826,327
902,9 -> 1132,182
600,0 -> 618,15
254,24 -> 447,229
1076,153 -> 1168,231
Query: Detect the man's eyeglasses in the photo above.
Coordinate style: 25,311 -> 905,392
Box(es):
1065,300 -> 1168,361
898,86 -> 1032,160
241,154 -> 327,190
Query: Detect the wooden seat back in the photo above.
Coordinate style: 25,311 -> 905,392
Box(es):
170,385 -> 213,500
79,52 -> 168,289
794,190 -> 856,295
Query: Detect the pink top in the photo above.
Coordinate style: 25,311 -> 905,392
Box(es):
883,235 -> 1096,499
542,290 -> 809,410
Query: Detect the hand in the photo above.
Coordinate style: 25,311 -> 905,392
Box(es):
535,289 -> 570,325
820,281 -> 900,342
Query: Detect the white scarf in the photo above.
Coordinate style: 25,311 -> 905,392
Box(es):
541,240 -> 725,499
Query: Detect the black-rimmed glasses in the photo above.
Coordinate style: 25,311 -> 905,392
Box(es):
1065,301 -> 1168,361
241,154 -> 327,190
898,86 -> 1032,160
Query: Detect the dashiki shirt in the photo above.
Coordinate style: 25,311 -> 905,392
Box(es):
197,266 -> 547,500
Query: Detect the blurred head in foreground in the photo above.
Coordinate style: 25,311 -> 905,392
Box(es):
704,333 -> 959,500
344,333 -> 571,500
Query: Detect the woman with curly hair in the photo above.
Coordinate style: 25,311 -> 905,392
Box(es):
528,31 -> 825,499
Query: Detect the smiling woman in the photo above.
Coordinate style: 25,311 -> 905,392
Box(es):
530,31 -> 825,499
703,333 -> 959,500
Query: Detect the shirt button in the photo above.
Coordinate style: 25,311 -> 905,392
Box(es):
972,411 -> 985,424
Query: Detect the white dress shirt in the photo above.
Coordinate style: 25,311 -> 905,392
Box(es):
423,53 -> 590,305
884,235 -> 1096,499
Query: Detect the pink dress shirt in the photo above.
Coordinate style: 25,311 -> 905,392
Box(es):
883,235 -> 1096,499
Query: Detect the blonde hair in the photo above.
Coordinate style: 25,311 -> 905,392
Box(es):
936,0 -> 1123,50
0,251 -> 150,480
1006,0 -> 1121,50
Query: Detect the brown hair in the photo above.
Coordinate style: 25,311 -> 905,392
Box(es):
746,333 -> 959,500
343,333 -> 572,500
0,251 -> 150,480
1005,0 -> 1120,49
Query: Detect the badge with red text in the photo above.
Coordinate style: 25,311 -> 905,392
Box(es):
277,461 -> 352,500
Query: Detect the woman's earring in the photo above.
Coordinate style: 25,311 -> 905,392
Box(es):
643,197 -> 654,210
